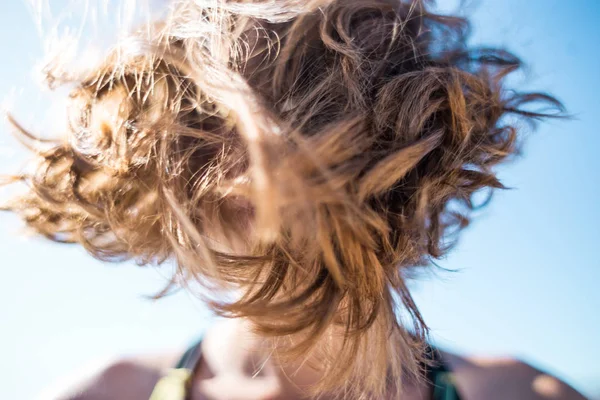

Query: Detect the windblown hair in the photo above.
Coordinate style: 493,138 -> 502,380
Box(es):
4,0 -> 562,398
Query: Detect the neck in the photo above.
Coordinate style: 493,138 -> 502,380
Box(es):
193,317 -> 430,400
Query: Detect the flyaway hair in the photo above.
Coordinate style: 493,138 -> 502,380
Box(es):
3,0 -> 563,398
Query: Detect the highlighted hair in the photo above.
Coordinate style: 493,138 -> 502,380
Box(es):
4,0 -> 562,398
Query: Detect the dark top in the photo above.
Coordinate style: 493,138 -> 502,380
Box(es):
148,339 -> 463,400
424,346 -> 462,400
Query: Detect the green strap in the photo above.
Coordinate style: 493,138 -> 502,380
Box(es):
432,371 -> 461,400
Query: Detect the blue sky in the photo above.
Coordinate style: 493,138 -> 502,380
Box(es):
0,1 -> 598,399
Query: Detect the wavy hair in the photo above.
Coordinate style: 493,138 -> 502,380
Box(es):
3,0 -> 563,398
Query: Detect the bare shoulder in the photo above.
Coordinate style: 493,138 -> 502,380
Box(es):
441,351 -> 589,400
37,353 -> 180,400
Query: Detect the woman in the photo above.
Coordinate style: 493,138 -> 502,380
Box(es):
4,0 -> 588,399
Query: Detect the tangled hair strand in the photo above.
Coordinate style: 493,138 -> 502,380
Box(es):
3,0 -> 563,398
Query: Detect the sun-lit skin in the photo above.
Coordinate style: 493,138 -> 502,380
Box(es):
3,0 -> 588,399
38,317 -> 587,400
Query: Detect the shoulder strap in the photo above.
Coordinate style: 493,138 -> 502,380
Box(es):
148,369 -> 192,400
148,339 -> 203,400
425,347 -> 462,400
174,339 -> 203,370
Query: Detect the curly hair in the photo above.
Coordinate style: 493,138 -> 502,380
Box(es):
3,0 -> 563,398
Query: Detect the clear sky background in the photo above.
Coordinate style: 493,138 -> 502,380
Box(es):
0,1 -> 598,399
